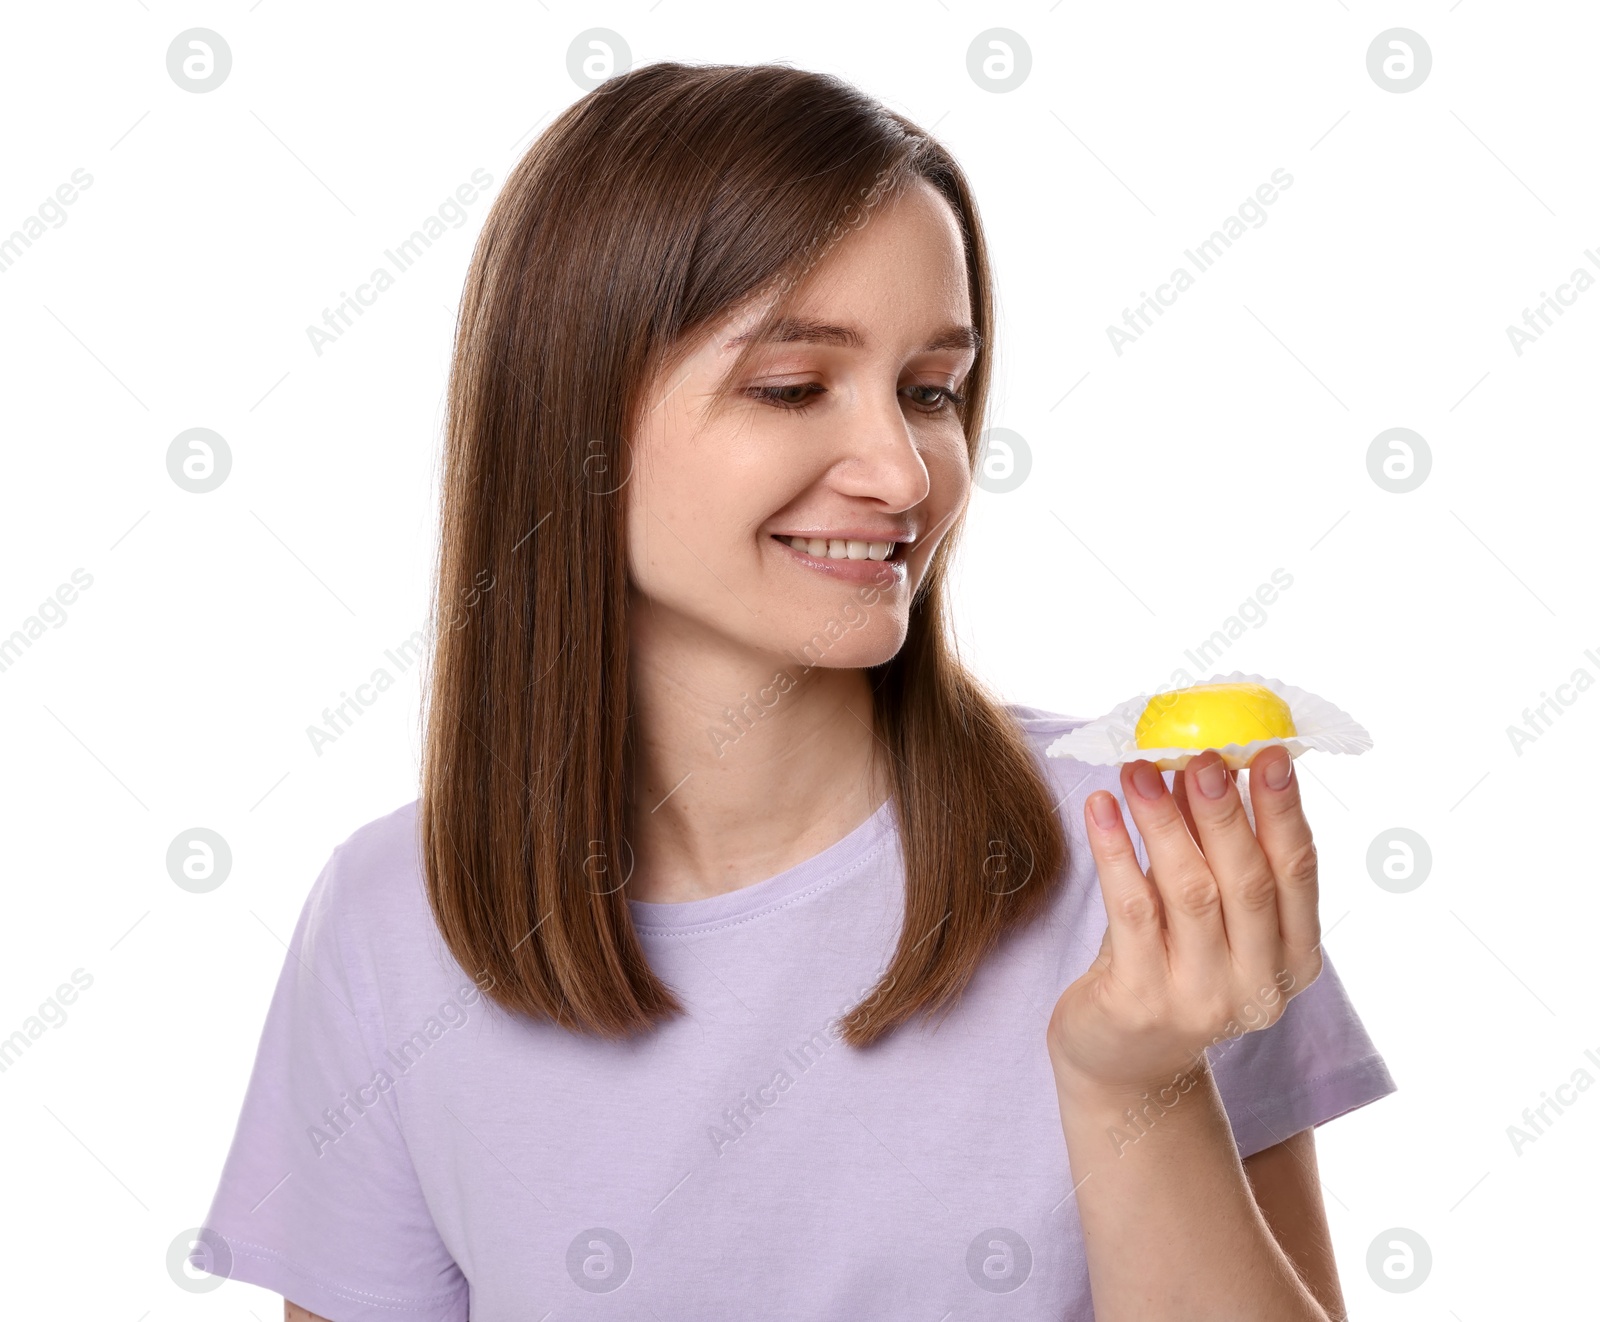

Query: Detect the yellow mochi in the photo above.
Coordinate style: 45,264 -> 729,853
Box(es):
1135,682 -> 1296,751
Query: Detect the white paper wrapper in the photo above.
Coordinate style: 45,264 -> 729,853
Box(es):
1044,670 -> 1372,771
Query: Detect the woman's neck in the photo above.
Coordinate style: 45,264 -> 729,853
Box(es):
624,610 -> 887,905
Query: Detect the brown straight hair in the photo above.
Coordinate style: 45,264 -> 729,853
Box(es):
419,61 -> 1067,1050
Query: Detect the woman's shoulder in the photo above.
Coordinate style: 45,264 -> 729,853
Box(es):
329,795 -> 422,864
1001,701 -> 1091,737
301,798 -> 432,947
1001,701 -> 1130,824
285,797 -> 485,1020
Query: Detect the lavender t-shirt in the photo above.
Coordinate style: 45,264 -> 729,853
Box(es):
192,705 -> 1397,1320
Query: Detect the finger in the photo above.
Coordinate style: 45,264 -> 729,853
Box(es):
1172,764 -> 1238,844
1171,766 -> 1198,843
1119,759 -> 1228,978
1180,750 -> 1283,979
1083,790 -> 1166,978
1245,746 -> 1322,963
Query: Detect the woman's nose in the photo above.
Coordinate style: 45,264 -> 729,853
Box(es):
829,393 -> 933,511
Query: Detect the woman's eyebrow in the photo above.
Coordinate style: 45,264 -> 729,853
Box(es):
723,317 -> 981,354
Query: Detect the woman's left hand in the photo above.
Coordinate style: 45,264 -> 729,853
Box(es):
1046,745 -> 1325,1096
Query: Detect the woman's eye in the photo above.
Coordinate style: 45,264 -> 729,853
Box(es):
904,384 -> 967,412
748,383 -> 824,411
745,382 -> 967,413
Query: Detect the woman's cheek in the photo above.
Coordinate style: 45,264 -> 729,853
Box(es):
921,444 -> 973,551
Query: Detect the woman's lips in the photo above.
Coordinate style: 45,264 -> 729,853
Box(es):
770,534 -> 908,585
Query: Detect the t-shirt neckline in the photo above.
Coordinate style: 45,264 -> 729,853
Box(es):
627,795 -> 897,934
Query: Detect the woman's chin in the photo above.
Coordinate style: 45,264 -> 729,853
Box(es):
765,620 -> 907,673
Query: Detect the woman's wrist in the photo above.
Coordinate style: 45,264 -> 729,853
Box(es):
1049,1046 -> 1212,1112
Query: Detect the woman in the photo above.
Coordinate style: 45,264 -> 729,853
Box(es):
192,61 -> 1395,1320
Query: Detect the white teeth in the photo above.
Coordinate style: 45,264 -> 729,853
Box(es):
782,536 -> 898,561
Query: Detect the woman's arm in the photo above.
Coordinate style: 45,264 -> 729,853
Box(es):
286,1303 -> 332,1321
1048,745 -> 1342,1320
1243,1128 -> 1346,1318
1055,1063 -> 1338,1320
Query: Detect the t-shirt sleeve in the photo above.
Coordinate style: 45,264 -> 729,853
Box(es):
189,843 -> 469,1321
1204,946 -> 1398,1161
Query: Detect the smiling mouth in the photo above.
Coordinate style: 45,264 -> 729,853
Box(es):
770,535 -> 903,562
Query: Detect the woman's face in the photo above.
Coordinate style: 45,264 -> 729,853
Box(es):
625,178 -> 977,672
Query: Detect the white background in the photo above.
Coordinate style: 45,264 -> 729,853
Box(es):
1,1 -> 1593,1317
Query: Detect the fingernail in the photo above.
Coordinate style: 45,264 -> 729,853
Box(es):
1090,793 -> 1120,830
1195,756 -> 1227,799
1131,762 -> 1165,801
1264,754 -> 1292,791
